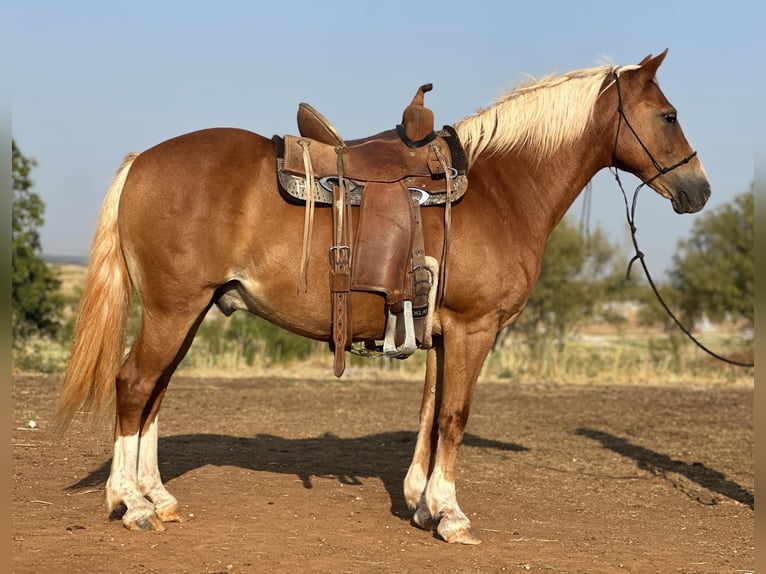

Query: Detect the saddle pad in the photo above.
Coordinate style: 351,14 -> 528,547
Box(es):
276,158 -> 468,207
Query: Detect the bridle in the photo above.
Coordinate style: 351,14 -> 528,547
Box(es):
607,70 -> 753,369
611,69 -> 697,185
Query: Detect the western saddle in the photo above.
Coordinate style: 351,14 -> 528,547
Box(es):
273,84 -> 467,376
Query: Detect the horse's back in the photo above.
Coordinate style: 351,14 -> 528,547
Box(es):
127,127 -> 274,191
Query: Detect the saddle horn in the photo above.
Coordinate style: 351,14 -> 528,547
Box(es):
400,84 -> 435,145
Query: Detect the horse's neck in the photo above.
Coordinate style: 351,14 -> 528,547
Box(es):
476,143 -> 605,239
539,148 -> 604,231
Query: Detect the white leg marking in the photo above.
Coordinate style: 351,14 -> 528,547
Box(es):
404,462 -> 436,530
426,466 -> 475,543
137,417 -> 179,516
404,463 -> 427,510
425,467 -> 458,518
106,432 -> 156,525
105,434 -> 127,513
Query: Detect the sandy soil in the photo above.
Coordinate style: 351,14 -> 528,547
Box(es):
12,374 -> 753,573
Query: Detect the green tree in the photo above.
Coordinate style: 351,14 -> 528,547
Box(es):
12,140 -> 62,343
668,186 -> 753,327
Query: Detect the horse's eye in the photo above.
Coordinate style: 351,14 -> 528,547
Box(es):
663,113 -> 677,125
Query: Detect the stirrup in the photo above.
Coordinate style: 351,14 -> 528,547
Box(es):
383,301 -> 417,358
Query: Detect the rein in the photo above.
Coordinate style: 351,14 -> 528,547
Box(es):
609,71 -> 753,369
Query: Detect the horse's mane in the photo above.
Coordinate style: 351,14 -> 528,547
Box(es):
455,64 -> 640,167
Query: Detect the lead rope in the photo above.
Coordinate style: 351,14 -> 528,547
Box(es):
610,71 -> 753,368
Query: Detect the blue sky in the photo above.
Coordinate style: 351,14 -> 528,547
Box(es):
11,1 -> 758,277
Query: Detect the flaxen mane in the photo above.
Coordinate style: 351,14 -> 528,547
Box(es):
455,64 -> 640,167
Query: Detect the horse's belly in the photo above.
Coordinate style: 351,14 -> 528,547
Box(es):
214,275 -> 389,342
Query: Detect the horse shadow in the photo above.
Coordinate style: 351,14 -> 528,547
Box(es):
67,430 -> 528,519
575,428 -> 753,509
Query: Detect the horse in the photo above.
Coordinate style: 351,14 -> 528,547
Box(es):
56,50 -> 710,544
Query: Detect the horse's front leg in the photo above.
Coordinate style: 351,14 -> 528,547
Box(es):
404,345 -> 440,530
426,323 -> 496,544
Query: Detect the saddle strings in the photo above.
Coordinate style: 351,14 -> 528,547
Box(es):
335,145 -> 350,256
297,138 -> 315,293
431,143 -> 452,307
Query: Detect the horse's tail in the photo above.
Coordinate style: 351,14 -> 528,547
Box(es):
55,152 -> 139,434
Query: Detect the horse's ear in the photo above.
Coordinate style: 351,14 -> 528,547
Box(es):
638,49 -> 668,78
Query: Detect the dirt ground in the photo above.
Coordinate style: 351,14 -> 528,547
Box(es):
12,373 -> 753,574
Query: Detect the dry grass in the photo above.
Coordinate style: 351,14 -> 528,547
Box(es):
16,264 -> 752,388
484,331 -> 753,387
54,264 -> 88,299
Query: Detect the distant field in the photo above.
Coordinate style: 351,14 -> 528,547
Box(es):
38,262 -> 753,387
54,264 -> 88,300
44,254 -> 88,266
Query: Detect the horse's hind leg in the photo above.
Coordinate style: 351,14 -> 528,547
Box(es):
404,344 -> 440,530
136,411 -> 182,523
107,302 -> 209,531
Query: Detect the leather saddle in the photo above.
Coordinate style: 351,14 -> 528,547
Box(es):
272,84 -> 467,376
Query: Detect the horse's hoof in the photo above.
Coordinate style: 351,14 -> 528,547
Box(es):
156,504 -> 187,523
441,526 -> 482,545
124,513 -> 166,532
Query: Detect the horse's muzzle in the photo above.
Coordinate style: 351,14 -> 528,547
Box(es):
669,174 -> 711,214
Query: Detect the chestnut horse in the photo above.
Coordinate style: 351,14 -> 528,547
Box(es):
57,50 -> 710,544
